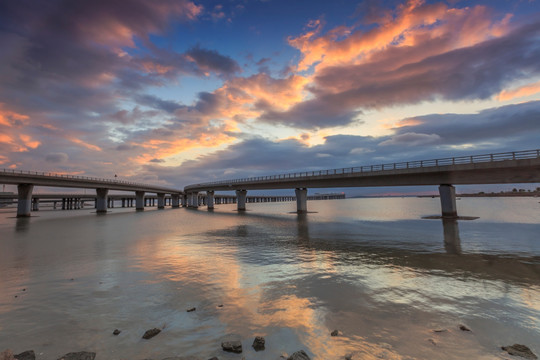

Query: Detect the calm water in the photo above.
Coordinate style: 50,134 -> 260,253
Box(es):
0,197 -> 539,359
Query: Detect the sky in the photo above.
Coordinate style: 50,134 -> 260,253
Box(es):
1,0 -> 540,195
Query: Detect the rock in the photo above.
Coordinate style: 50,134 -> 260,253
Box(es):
113,329 -> 121,335
14,351 -> 35,360
57,352 -> 96,360
432,329 -> 447,333
0,350 -> 16,360
287,350 -> 311,360
142,328 -> 161,339
459,324 -> 471,331
217,304 -> 223,308
221,341 -> 242,353
501,344 -> 537,359
331,329 -> 342,336
252,336 -> 265,351
428,338 -> 437,346
186,307 -> 196,312
208,357 -> 219,360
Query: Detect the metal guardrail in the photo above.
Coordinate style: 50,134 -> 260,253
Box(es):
189,149 -> 540,188
0,169 -> 181,193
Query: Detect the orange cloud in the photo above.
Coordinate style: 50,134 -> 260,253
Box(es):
69,137 -> 102,151
497,81 -> 540,101
0,104 -> 29,127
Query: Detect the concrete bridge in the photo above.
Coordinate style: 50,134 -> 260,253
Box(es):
0,170 -> 183,217
184,149 -> 540,217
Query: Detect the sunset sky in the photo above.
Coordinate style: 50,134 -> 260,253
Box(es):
1,0 -> 540,194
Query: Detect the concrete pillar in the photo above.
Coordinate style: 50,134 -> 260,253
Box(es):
188,192 -> 199,208
17,184 -> 34,217
135,191 -> 145,211
96,188 -> 108,214
62,198 -> 66,210
207,191 -> 215,209
32,197 -> 39,211
172,194 -> 180,208
439,184 -> 457,218
295,188 -> 308,213
442,218 -> 462,254
53,201 -> 57,210
236,190 -> 247,211
122,198 -> 125,207
157,193 -> 165,209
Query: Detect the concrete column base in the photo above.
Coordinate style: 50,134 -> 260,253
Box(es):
157,193 -> 165,209
207,191 -> 215,209
135,191 -> 145,211
439,184 -> 457,218
236,190 -> 247,211
17,184 -> 34,217
96,188 -> 109,213
295,188 -> 308,213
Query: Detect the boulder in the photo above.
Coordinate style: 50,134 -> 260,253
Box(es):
459,324 -> 471,332
221,341 -> 242,353
14,351 -> 35,360
186,307 -> 196,312
113,329 -> 121,335
57,352 -> 96,360
252,336 -> 265,351
501,344 -> 537,359
287,350 -> 311,360
330,330 -> 342,336
142,328 -> 161,339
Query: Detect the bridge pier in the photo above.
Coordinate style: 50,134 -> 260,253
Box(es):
439,184 -> 457,218
172,194 -> 180,208
157,193 -> 165,209
236,190 -> 247,211
295,188 -> 308,213
136,191 -> 145,211
188,192 -> 199,208
207,191 -> 215,209
32,197 -> 40,211
17,184 -> 34,217
96,188 -> 108,213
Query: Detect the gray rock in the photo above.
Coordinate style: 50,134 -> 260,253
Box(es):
14,351 -> 35,360
331,329 -> 342,336
459,324 -> 471,331
252,336 -> 265,351
287,350 -> 311,360
113,329 -> 121,335
142,328 -> 161,339
186,307 -> 196,312
57,352 -> 96,360
221,341 -> 242,353
501,344 -> 537,359
208,358 -> 219,360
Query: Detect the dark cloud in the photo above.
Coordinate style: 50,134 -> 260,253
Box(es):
150,158 -> 165,163
45,153 -> 69,163
134,94 -> 184,113
185,45 -> 241,76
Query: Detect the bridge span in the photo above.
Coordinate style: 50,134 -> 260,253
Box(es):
0,170 -> 183,217
184,149 -> 540,217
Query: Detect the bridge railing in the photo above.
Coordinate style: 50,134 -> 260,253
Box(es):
0,168 -> 181,193
190,149 -> 540,188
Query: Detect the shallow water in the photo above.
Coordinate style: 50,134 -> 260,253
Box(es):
0,197 -> 539,359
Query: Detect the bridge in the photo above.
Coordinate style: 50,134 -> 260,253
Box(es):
184,149 -> 540,217
0,170 -> 183,217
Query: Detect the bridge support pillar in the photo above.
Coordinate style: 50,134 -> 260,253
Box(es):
207,191 -> 215,209
295,188 -> 308,213
439,184 -> 457,218
172,194 -> 180,208
32,197 -> 40,211
96,188 -> 108,214
157,193 -> 165,209
135,191 -> 145,211
17,184 -> 34,217
188,192 -> 199,208
236,190 -> 247,211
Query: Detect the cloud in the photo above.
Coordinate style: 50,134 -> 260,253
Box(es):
45,153 -> 69,163
185,45 -> 241,76
378,132 -> 441,146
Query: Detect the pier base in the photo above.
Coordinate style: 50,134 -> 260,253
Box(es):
17,184 -> 34,217
295,188 -> 307,213
96,188 -> 109,213
157,193 -> 165,209
236,190 -> 247,211
207,191 -> 215,209
136,191 -> 145,211
172,194 -> 180,208
439,184 -> 457,218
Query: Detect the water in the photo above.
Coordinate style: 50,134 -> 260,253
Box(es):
0,197 -> 539,359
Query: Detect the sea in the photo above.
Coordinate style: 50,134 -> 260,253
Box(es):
0,197 -> 539,359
